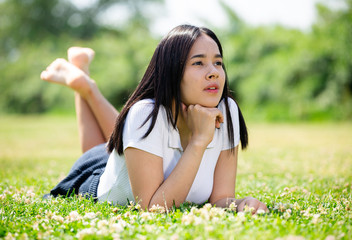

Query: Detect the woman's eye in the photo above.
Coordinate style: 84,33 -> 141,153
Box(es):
192,61 -> 203,66
215,61 -> 223,66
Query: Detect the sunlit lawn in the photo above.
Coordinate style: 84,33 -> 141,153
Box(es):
0,115 -> 351,239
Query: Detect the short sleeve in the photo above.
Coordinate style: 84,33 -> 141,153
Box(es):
218,98 -> 240,150
123,99 -> 165,157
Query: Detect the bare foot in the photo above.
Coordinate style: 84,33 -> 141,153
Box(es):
40,58 -> 93,97
67,47 -> 95,74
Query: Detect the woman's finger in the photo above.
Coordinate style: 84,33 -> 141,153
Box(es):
255,202 -> 269,214
210,108 -> 224,129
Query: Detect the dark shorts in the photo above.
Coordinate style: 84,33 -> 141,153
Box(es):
49,143 -> 109,200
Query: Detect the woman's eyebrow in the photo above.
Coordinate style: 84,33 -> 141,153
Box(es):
190,54 -> 222,59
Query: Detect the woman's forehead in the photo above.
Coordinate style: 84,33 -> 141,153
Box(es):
188,34 -> 221,57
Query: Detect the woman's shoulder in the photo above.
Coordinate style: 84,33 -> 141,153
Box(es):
128,99 -> 155,118
130,98 -> 154,111
127,98 -> 167,125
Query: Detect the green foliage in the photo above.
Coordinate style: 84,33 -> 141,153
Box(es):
221,0 -> 352,121
0,0 -> 351,121
0,0 -> 158,113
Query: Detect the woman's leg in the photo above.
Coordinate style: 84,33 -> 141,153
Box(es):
41,49 -> 118,152
67,47 -> 106,152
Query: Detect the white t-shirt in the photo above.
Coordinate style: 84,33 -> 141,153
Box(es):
97,98 -> 240,205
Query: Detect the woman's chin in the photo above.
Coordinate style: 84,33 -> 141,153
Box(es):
183,99 -> 221,108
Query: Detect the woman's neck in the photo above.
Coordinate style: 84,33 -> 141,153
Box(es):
174,103 -> 192,151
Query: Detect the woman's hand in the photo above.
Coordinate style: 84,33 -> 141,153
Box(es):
236,197 -> 268,214
181,103 -> 224,147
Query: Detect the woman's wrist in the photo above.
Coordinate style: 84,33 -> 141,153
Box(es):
187,137 -> 209,152
189,133 -> 213,149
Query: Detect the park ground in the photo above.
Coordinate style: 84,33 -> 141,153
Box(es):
0,115 -> 351,239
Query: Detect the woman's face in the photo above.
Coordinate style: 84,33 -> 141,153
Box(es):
180,33 -> 225,108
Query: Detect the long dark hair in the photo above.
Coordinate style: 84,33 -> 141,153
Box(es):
107,24 -> 248,154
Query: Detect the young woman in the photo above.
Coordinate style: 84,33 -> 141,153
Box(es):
41,24 -> 267,213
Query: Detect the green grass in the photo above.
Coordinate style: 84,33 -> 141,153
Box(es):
1,115 -> 351,239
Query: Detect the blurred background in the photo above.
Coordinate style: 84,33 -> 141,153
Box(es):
0,0 -> 351,121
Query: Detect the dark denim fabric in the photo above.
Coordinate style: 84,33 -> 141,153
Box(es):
50,143 -> 109,199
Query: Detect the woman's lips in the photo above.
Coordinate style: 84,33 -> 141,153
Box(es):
204,83 -> 220,93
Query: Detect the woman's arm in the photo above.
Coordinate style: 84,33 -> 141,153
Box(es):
209,147 -> 268,213
124,104 -> 224,210
124,140 -> 208,210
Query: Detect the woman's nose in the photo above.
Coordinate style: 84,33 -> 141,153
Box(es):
206,65 -> 219,80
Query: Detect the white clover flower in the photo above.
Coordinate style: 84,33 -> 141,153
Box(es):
283,211 -> 291,219
203,203 -> 212,210
199,208 -> 210,221
301,207 -> 312,217
293,202 -> 300,210
13,193 -> 21,202
52,215 -> 64,223
311,214 -> 321,224
228,201 -> 237,211
140,212 -> 152,221
111,215 -> 122,222
45,210 -> 52,217
76,228 -> 95,240
123,212 -> 131,218
136,234 -> 147,240
32,222 -> 39,231
149,204 -> 166,213
110,222 -> 124,232
118,219 -> 128,227
170,234 -> 179,240
97,219 -> 109,229
84,212 -> 96,220
256,209 -> 266,215
5,232 -> 15,240
112,233 -> 121,240
280,192 -> 288,197
40,222 -> 48,230
205,225 -> 214,232
211,216 -> 220,223
277,203 -> 286,213
134,203 -> 142,211
210,207 -> 225,217
194,216 -> 203,225
243,205 -> 255,214
324,235 -> 336,240
144,224 -> 156,233
67,211 -> 81,221
3,190 -> 12,196
25,190 -> 35,198
190,207 -> 198,215
302,189 -> 310,194
127,201 -> 137,210
236,212 -> 246,222
181,214 -> 194,225
317,205 -> 327,215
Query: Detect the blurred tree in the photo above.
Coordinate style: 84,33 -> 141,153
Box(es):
221,0 -> 352,120
0,0 -> 161,57
310,0 -> 352,115
0,0 -> 162,113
